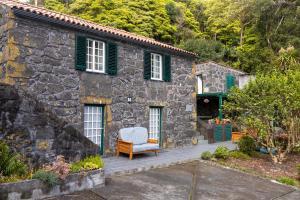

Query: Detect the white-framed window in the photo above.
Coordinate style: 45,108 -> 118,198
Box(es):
151,53 -> 162,80
149,107 -> 161,140
87,39 -> 105,73
197,75 -> 203,94
84,105 -> 104,146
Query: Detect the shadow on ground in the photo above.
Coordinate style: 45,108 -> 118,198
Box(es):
46,161 -> 300,200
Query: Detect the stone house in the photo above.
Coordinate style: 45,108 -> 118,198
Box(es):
195,61 -> 253,121
0,0 -> 199,164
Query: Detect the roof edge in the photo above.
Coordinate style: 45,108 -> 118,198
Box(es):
197,61 -> 248,74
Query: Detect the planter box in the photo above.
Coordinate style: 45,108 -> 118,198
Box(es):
0,169 -> 105,200
232,132 -> 244,143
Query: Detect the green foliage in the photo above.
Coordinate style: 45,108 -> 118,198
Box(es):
180,39 -> 225,62
224,70 -> 300,163
238,135 -> 256,155
41,0 -> 300,73
32,170 -> 58,187
70,155 -> 104,173
276,177 -> 298,187
213,146 -> 230,159
201,151 -> 213,160
44,0 -> 66,12
0,175 -> 25,183
0,141 -> 27,177
229,150 -> 250,160
297,164 -> 300,177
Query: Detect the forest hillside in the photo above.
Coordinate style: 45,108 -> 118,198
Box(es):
28,0 -> 300,73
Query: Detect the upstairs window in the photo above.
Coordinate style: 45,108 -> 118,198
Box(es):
87,39 -> 105,73
75,35 -> 118,75
151,53 -> 163,80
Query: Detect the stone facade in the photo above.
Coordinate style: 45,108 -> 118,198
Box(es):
0,4 -> 198,165
196,61 -> 249,93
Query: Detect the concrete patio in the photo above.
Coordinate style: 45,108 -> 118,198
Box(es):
46,161 -> 300,200
103,141 -> 236,176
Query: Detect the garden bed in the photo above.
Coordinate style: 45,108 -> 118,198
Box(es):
0,169 -> 104,200
216,153 -> 300,187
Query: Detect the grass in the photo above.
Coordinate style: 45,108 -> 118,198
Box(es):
276,177 -> 299,187
229,151 -> 251,160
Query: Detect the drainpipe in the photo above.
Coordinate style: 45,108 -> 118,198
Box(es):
218,95 -> 223,120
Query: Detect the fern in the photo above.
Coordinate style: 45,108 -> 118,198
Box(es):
0,141 -> 27,176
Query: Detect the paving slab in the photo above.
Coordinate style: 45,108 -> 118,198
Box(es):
103,141 -> 236,176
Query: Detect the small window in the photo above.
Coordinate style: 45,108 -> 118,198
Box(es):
197,75 -> 203,94
86,39 -> 105,73
84,105 -> 104,147
151,53 -> 162,80
149,107 -> 161,140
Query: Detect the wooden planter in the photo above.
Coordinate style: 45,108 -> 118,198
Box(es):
231,132 -> 244,143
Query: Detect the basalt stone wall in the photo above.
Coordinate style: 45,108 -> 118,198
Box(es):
0,5 -> 198,161
196,62 -> 246,93
0,4 -> 10,81
0,83 -> 99,168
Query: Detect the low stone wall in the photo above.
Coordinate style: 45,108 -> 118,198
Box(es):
0,169 -> 105,200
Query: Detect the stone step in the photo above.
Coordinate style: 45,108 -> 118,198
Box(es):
198,135 -> 204,140
198,139 -> 208,145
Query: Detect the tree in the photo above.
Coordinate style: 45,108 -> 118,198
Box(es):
179,38 -> 225,62
224,71 -> 300,163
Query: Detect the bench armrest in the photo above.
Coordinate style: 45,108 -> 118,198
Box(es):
147,138 -> 158,144
118,139 -> 133,145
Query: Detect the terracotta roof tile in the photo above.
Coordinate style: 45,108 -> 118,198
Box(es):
1,0 -> 196,56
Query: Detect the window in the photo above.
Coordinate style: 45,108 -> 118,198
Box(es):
226,74 -> 235,91
197,75 -> 203,94
84,105 -> 104,149
149,107 -> 161,140
151,53 -> 162,80
87,39 -> 105,73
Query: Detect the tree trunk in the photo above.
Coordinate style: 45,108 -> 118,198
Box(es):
240,27 -> 244,47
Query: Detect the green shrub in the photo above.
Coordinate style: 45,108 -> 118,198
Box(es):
32,170 -> 58,187
213,146 -> 230,159
70,155 -> 104,173
276,177 -> 298,186
0,175 -> 23,183
201,151 -> 212,160
229,151 -> 251,160
297,164 -> 300,177
0,141 -> 27,177
238,135 -> 256,155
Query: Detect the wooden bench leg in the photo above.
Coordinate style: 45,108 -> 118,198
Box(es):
155,151 -> 158,156
129,152 -> 133,160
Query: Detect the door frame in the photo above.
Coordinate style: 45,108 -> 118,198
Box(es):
84,104 -> 105,155
149,106 -> 163,146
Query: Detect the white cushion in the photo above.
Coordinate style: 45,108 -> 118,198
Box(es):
118,127 -> 148,145
133,143 -> 160,153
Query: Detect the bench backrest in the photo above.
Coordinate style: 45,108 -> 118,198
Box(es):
119,127 -> 148,145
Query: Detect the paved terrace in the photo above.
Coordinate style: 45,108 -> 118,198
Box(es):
103,141 -> 236,176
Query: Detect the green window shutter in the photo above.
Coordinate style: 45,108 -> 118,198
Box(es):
144,51 -> 151,80
75,35 -> 87,71
106,42 -> 118,75
226,74 -> 235,91
163,55 -> 171,82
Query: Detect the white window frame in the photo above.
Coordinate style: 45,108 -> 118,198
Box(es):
151,53 -> 163,81
84,105 -> 104,147
86,38 -> 106,73
197,75 -> 203,94
149,107 -> 161,140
